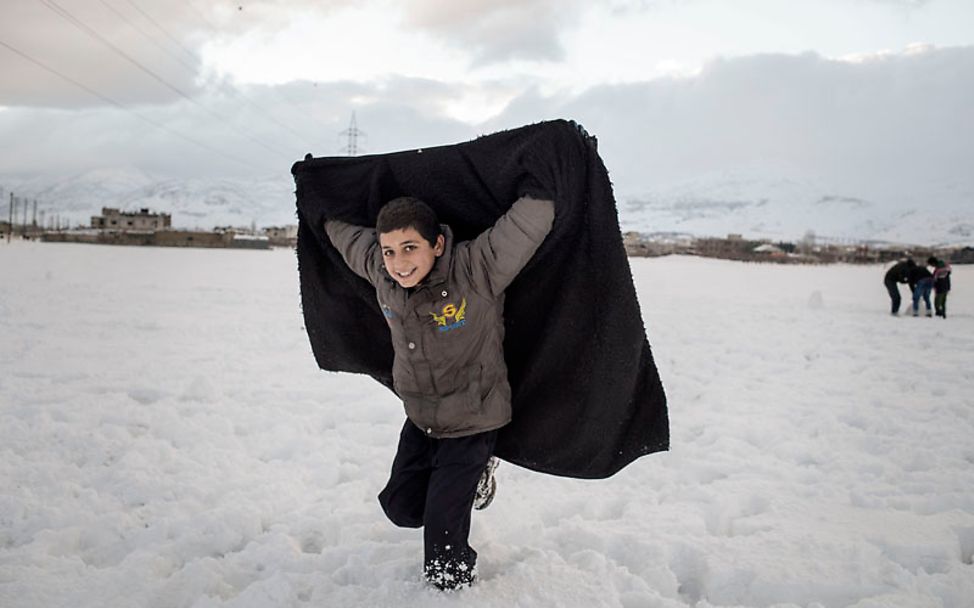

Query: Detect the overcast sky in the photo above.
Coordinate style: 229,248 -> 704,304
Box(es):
1,0 -> 972,203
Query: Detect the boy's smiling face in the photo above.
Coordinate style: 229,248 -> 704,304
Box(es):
379,227 -> 445,288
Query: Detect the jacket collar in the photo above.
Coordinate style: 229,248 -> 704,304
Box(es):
423,225 -> 453,287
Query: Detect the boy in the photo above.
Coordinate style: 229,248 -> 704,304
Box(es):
324,194 -> 555,590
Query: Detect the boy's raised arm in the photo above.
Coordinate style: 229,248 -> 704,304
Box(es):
324,219 -> 381,285
462,195 -> 555,297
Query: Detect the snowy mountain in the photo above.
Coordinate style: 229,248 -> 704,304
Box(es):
618,167 -> 974,247
3,166 -> 972,245
1,168 -> 297,230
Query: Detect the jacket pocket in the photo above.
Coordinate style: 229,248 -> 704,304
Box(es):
429,366 -> 484,433
465,364 -> 484,413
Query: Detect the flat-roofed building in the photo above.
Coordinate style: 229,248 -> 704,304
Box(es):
264,225 -> 298,247
91,207 -> 171,231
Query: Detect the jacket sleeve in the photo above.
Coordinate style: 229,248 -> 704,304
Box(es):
461,196 -> 555,297
324,219 -> 381,285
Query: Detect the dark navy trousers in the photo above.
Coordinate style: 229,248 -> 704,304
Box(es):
885,278 -> 902,314
378,419 -> 497,588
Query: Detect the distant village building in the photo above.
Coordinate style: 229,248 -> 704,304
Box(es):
264,225 -> 298,247
623,231 -> 652,256
753,243 -> 783,254
950,246 -> 974,264
91,207 -> 171,232
264,225 -> 297,240
694,235 -> 757,259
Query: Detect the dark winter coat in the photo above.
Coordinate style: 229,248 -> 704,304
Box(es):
324,197 -> 555,438
292,119 -> 669,479
907,265 -> 933,291
884,260 -> 914,285
933,262 -> 952,293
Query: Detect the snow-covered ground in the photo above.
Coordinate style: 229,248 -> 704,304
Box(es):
1,242 -> 972,608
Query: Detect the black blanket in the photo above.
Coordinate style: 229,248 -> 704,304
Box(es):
292,119 -> 668,479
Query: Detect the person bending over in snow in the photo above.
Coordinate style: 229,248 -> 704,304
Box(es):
324,194 -> 554,590
883,258 -> 915,316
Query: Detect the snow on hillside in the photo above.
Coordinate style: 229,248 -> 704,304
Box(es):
619,167 -> 974,247
1,168 -> 297,230
4,164 -> 973,244
1,242 -> 972,607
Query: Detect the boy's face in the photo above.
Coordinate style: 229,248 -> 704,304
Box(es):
379,227 -> 445,288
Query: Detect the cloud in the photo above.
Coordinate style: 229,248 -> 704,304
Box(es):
867,0 -> 933,7
5,0 -> 966,111
0,76 -> 481,179
401,0 -> 587,65
0,0 -> 218,108
2,0 -> 972,216
482,44 -> 974,203
0,0 -> 370,108
1,0 -> 569,108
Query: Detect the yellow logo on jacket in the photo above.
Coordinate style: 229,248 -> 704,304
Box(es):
431,298 -> 467,332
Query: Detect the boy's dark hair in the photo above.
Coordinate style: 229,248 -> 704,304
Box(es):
376,196 -> 442,246
927,256 -> 939,266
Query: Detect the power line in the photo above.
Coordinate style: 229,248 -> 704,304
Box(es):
179,0 -> 220,32
124,0 -> 200,66
272,82 -> 336,137
176,0 -> 336,145
0,36 -> 264,171
96,0 -> 198,74
100,0 -> 319,150
37,0 -> 294,160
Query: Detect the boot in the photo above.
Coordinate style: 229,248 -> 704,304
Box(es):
425,554 -> 477,590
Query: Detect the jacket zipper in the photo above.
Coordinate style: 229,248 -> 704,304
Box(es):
418,289 -> 439,396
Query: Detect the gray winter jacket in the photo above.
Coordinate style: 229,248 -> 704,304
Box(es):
325,196 -> 555,438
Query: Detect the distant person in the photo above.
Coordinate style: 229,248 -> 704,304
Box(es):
883,258 -> 915,316
928,256 -> 952,318
907,262 -> 934,317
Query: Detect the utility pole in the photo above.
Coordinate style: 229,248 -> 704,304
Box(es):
32,199 -> 37,227
6,192 -> 11,243
339,111 -> 365,156
21,198 -> 28,236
